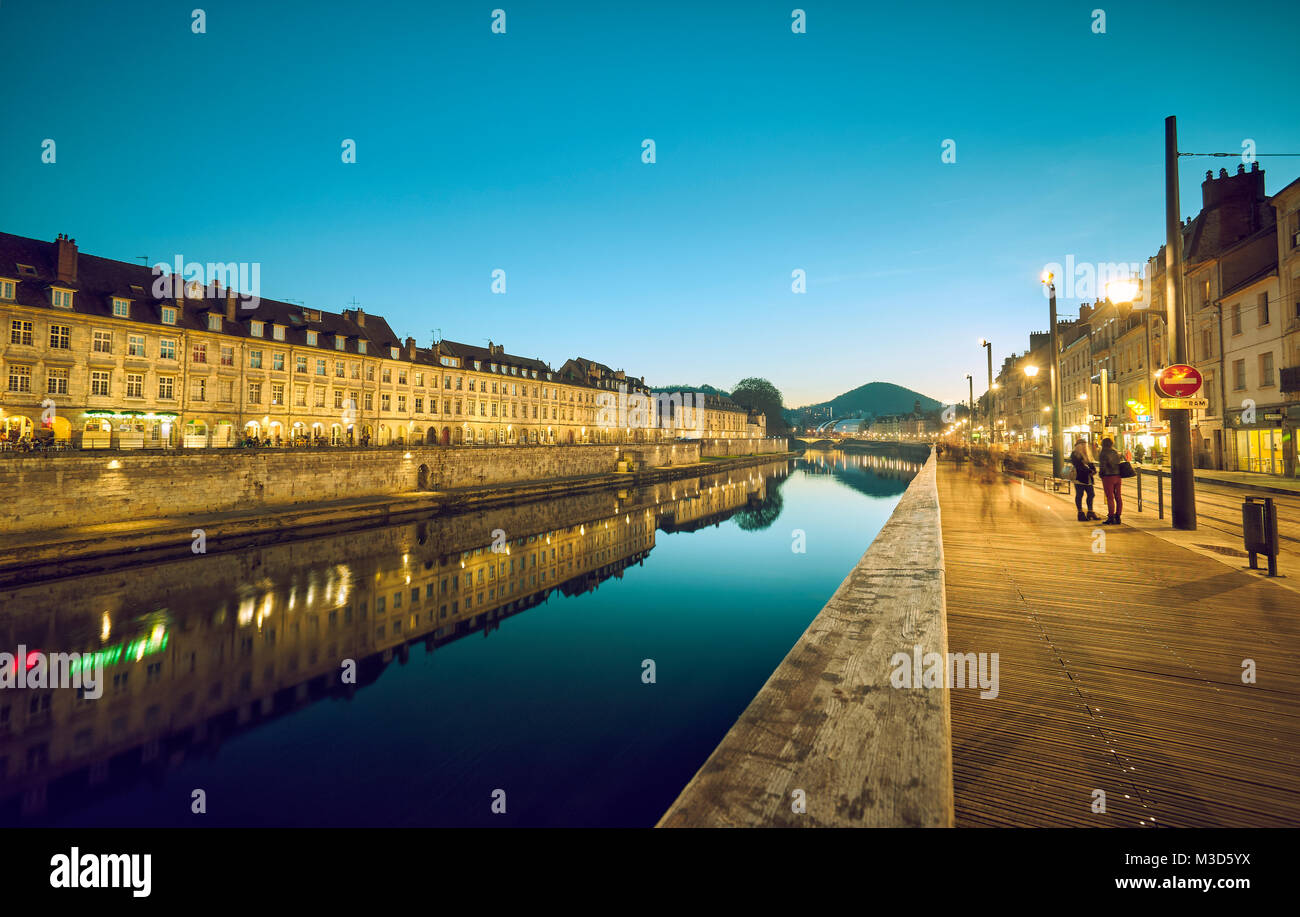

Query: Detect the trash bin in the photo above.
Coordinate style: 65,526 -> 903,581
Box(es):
1242,497 -> 1279,576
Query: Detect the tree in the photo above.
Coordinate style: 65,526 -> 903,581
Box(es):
731,377 -> 788,434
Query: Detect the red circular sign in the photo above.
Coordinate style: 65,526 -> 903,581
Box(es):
1156,364 -> 1203,398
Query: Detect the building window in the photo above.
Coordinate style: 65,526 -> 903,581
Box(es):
100,372 -> 121,397
273,324 -> 285,341
1258,293 -> 1269,326
367,365 -> 375,381
398,370 -> 408,385
415,397 -> 423,413
335,360 -> 345,378
390,347 -> 399,360
294,385 -> 306,407
358,340 -> 367,355
251,320 -> 264,338
415,372 -> 423,387
52,288 -> 73,309
159,376 -> 175,399
1233,359 -> 1246,391
397,395 -> 407,412
0,280 -> 14,300
1260,352 -> 1275,387
192,378 -> 207,401
46,367 -> 68,395
191,342 -> 206,363
160,339 -> 177,360
217,346 -> 232,367
306,330 -> 318,346
161,307 -> 177,325
249,350 -> 263,369
364,392 -> 373,410
208,313 -> 222,331
315,359 -> 326,376
92,330 -> 113,354
7,364 -> 32,393
296,355 -> 307,373
382,367 -> 392,383
334,390 -> 343,409
273,351 -> 285,371
381,394 -> 391,411
1231,303 -> 1242,335
248,382 -> 262,404
315,386 -> 326,407
335,335 -> 346,351
44,323 -> 71,349
220,380 -> 234,402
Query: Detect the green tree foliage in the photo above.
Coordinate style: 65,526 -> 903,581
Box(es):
731,377 -> 788,434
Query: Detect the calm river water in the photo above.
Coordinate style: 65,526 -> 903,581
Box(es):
0,450 -> 919,827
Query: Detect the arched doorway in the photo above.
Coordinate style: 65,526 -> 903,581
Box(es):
268,421 -> 284,446
378,425 -> 391,446
567,430 -> 575,444
183,419 -> 208,448
243,420 -> 261,442
441,426 -> 451,446
212,419 -> 235,447
417,464 -> 429,490
330,423 -> 343,445
453,426 -> 464,445
425,428 -> 438,446
311,422 -> 325,445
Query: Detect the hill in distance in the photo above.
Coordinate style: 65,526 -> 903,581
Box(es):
793,382 -> 943,420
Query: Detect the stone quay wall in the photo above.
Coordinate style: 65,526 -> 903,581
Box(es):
0,440 -> 781,535
699,437 -> 789,457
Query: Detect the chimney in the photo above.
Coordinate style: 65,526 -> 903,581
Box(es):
225,287 -> 236,322
405,336 -> 416,360
355,307 -> 365,328
55,234 -> 78,283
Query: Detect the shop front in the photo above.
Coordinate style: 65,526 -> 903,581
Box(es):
81,410 -> 179,449
1228,404 -> 1296,478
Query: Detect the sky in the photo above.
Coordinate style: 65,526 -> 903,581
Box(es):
3,0 -> 1299,408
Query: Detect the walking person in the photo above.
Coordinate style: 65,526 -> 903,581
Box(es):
1068,439 -> 1100,522
1098,436 -> 1123,525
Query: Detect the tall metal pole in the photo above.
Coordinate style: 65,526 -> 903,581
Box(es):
1165,115 -> 1197,530
966,374 -> 974,445
1048,285 -> 1064,476
983,340 -> 994,443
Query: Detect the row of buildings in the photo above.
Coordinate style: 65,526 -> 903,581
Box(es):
983,163 -> 1300,478
0,231 -> 765,450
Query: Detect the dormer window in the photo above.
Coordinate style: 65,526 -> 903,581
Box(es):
17,264 -> 37,277
473,360 -> 482,371
250,320 -> 264,337
52,288 -> 74,309
112,297 -> 130,318
0,279 -> 14,301
306,330 -> 318,346
161,306 -> 177,325
358,340 -> 367,355
208,313 -> 222,331
273,324 -> 285,341
390,346 -> 399,360
336,335 -> 346,351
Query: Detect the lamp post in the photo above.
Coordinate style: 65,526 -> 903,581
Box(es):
1162,115 -> 1196,530
1039,272 -> 1065,476
966,374 -> 974,445
979,338 -> 994,443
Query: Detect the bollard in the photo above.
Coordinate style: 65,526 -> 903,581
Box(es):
1157,471 -> 1164,520
1136,469 -> 1143,513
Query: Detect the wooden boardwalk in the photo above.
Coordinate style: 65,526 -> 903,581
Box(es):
939,461 -> 1300,827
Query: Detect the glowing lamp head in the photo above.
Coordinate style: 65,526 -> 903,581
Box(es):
1106,277 -> 1140,303
1040,270 -> 1054,284
1023,365 -> 1039,378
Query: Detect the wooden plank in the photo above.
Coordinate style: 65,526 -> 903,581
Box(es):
939,462 -> 1300,827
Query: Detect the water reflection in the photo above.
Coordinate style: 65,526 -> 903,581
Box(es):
797,449 -> 925,497
0,460 -> 795,823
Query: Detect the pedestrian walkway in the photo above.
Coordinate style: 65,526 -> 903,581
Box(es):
939,461 -> 1300,826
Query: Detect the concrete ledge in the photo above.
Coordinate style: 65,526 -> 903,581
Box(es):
657,449 -> 953,827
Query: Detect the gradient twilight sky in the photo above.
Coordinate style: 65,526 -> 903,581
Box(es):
3,0 -> 1299,407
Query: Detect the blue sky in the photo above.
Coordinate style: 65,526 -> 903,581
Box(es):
3,0 -> 1299,407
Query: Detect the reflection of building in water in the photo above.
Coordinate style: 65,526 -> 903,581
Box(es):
0,461 -> 782,822
799,451 -> 923,484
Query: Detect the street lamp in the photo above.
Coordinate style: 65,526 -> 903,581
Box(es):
979,338 -> 994,443
1039,271 -> 1065,476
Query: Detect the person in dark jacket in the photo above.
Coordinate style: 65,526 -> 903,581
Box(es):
1068,439 -> 1100,521
1098,437 -> 1123,524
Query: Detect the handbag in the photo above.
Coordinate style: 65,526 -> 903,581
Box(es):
1118,460 -> 1136,479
